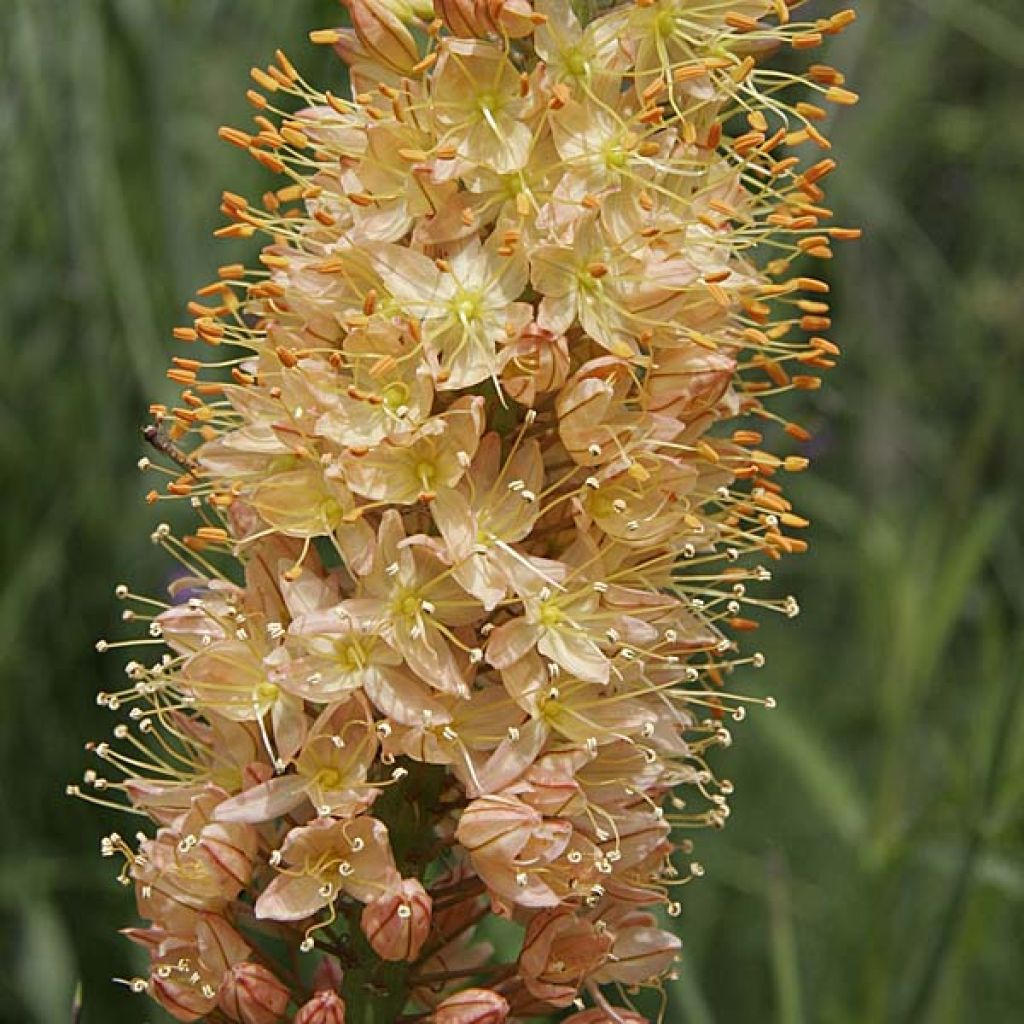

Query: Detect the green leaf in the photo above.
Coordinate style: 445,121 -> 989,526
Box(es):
768,855 -> 806,1024
15,900 -> 77,1024
755,705 -> 868,845
666,970 -> 715,1024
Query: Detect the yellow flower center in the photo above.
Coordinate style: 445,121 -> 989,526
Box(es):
415,461 -> 438,491
320,497 -> 343,526
334,639 -> 365,673
603,145 -> 628,170
476,91 -> 500,116
381,381 -> 410,411
564,49 -> 589,79
589,492 -> 614,518
540,694 -> 563,723
538,601 -> 565,628
453,290 -> 484,323
396,590 -> 423,618
257,681 -> 280,703
655,9 -> 680,38
501,174 -> 524,200
315,767 -> 343,791
268,454 -> 300,474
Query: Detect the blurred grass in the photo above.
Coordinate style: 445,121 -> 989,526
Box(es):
0,1 -> 1021,1022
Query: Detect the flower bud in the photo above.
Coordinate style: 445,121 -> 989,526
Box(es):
431,987 -> 510,1024
218,962 -> 290,1024
518,907 -> 612,1006
195,914 -> 250,976
500,325 -> 570,408
149,971 -> 218,1023
434,0 -> 537,39
296,990 -> 348,1024
456,794 -> 571,907
361,877 -> 432,962
145,934 -> 220,1022
199,821 -> 260,889
563,1010 -> 649,1024
344,0 -> 420,75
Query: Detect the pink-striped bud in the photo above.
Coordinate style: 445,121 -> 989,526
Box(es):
218,962 -> 290,1024
146,936 -> 219,1022
431,987 -> 510,1024
434,0 -> 537,39
361,877 -> 432,962
295,990 -> 348,1024
343,0 -> 420,75
149,972 -> 217,1023
563,1010 -> 649,1024
500,325 -> 571,408
518,907 -> 612,1006
195,914 -> 250,976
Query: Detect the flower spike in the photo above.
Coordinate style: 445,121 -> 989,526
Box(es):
80,2 -> 856,1020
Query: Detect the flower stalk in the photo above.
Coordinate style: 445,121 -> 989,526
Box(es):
75,2 -> 856,1021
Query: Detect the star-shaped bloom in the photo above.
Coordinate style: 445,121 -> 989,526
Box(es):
366,238 -> 530,389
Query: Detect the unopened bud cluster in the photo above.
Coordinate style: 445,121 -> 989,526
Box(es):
79,1 -> 855,1021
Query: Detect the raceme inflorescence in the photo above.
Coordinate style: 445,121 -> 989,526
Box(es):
75,2 -> 857,1021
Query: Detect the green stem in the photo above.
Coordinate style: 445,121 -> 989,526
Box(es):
411,963 -> 515,987
342,963 -> 412,1024
899,642 -> 1023,1022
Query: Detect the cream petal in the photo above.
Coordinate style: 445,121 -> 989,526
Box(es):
396,621 -> 469,697
428,483 -> 475,557
254,872 -> 328,922
363,665 -> 452,726
470,719 -> 548,796
213,775 -> 308,825
594,926 -> 681,985
538,292 -> 576,335
486,617 -> 543,669
272,694 -> 309,763
538,627 -> 610,685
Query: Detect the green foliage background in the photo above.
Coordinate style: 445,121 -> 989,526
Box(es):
1,1 -> 1020,1021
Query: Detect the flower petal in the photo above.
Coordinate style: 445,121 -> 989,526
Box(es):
255,872 -> 328,922
212,775 -> 308,824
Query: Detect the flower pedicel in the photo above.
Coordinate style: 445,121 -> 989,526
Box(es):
75,2 -> 857,1021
